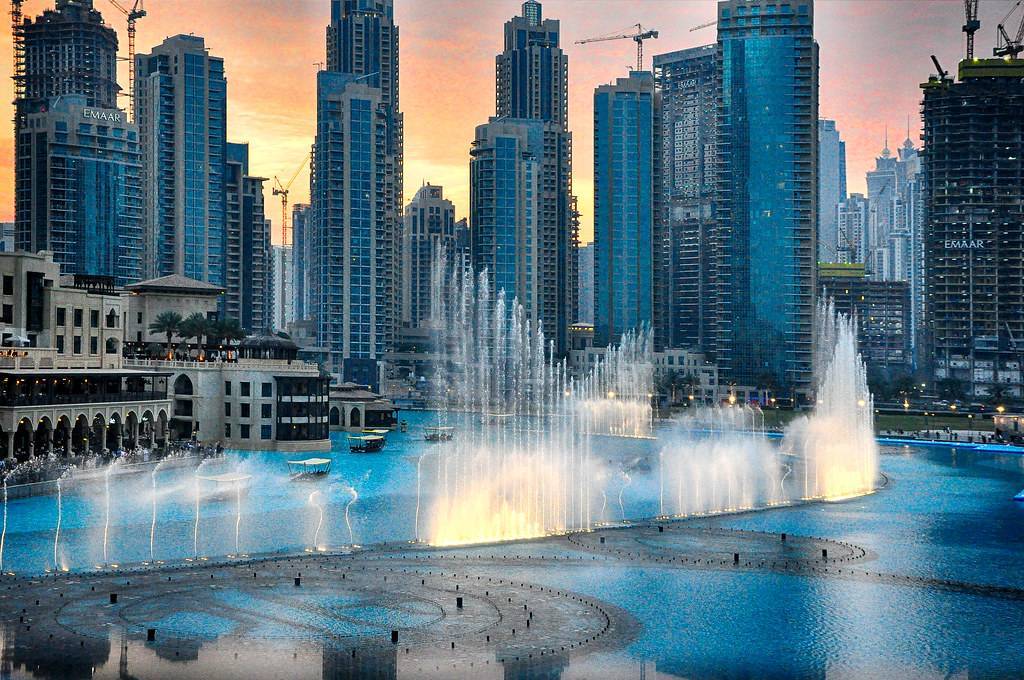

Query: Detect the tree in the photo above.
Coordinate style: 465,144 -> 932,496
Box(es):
213,318 -> 245,346
936,377 -> 966,401
177,313 -> 209,354
148,311 -> 182,355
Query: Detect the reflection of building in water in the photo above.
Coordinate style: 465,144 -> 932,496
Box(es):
153,639 -> 202,663
502,651 -> 569,679
323,644 -> 397,679
1,624 -> 110,678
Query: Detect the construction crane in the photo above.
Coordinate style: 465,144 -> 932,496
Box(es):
272,154 -> 311,248
690,19 -> 715,33
995,0 -> 1024,58
106,0 -> 146,121
576,24 -> 659,72
963,0 -> 981,59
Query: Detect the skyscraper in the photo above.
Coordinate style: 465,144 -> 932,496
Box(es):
15,96 -> 143,286
836,193 -> 869,264
135,35 -> 227,287
593,71 -> 659,347
471,1 -> 576,354
272,245 -> 293,331
715,0 -> 818,400
12,1 -> 140,285
13,0 -> 118,115
225,143 -> 271,332
577,243 -> 594,325
309,72 -> 394,386
922,57 -> 1024,400
309,0 -> 402,386
496,0 -> 568,130
402,184 -> 456,330
291,203 -> 311,322
817,119 -> 847,263
653,45 -> 718,352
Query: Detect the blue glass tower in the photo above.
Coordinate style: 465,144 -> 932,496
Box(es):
715,0 -> 818,399
15,96 -> 143,286
593,71 -> 658,347
135,35 -> 227,289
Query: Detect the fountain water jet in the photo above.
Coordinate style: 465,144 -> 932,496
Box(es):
53,479 -> 62,570
308,491 -> 324,550
425,258 -> 653,546
0,477 -> 6,572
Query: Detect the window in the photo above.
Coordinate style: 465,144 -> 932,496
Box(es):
240,382 -> 250,397
90,310 -> 99,327
225,402 -> 231,417
73,309 -> 83,327
137,312 -> 143,324
224,423 -> 231,438
73,336 -> 82,354
0,304 -> 10,324
106,309 -> 117,328
2,275 -> 12,295
240,424 -> 250,439
261,382 -> 272,397
56,307 -> 66,326
90,337 -> 98,355
241,403 -> 250,419
261,403 -> 272,419
224,381 -> 232,396
56,335 -> 64,353
261,425 -> 272,440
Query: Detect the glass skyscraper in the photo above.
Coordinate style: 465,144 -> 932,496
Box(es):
309,0 -> 402,387
402,184 -> 456,330
714,0 -> 818,400
13,0 -> 140,285
473,1 -> 576,354
15,96 -> 143,286
593,71 -> 658,347
817,119 -> 847,263
135,35 -> 227,288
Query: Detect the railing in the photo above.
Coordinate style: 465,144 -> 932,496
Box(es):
0,391 -> 169,407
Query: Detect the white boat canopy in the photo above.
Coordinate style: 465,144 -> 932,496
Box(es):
287,458 -> 332,467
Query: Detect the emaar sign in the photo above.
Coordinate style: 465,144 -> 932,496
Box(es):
943,239 -> 987,249
82,108 -> 122,123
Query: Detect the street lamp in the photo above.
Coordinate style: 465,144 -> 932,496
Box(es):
996,405 -> 1005,414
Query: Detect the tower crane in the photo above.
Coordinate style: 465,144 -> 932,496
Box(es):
690,19 -> 716,33
963,0 -> 981,60
575,24 -> 659,72
106,0 -> 146,121
995,0 -> 1024,58
272,154 -> 311,248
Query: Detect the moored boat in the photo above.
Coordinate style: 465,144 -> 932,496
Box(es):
287,458 -> 332,480
349,434 -> 386,453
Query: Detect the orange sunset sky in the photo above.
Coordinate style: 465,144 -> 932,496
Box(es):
0,0 -> 1011,244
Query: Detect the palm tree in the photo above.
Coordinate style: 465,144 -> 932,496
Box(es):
148,311 -> 182,357
212,318 -> 246,346
177,313 -> 209,357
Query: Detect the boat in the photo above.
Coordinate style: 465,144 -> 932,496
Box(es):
1014,489 -> 1024,502
364,428 -> 391,436
349,434 -> 386,453
195,472 -> 252,501
424,426 -> 455,442
287,457 -> 332,480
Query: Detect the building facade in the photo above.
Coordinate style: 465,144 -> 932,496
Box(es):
309,72 -> 394,387
496,0 -> 568,129
291,203 -> 311,322
402,184 -> 456,330
135,35 -> 227,287
922,58 -> 1024,399
653,45 -> 718,352
15,96 -> 143,286
225,142 -> 271,333
577,243 -> 594,324
715,0 -> 818,400
593,71 -> 659,347
819,263 -> 911,375
470,117 -> 573,349
817,119 -> 847,263
272,245 -> 293,331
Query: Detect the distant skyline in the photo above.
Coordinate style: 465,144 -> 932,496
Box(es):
0,0 -> 1012,243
